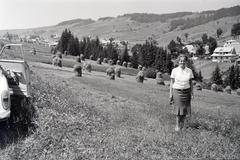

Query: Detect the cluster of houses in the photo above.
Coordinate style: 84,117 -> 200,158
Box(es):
183,39 -> 240,63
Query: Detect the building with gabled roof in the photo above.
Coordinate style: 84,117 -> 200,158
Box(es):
211,47 -> 237,62
223,39 -> 240,56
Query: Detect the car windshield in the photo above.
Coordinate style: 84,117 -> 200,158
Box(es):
0,45 -> 24,61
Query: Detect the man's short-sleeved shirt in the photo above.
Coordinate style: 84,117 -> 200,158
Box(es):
170,66 -> 194,89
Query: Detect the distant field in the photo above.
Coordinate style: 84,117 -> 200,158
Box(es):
1,39 -> 235,80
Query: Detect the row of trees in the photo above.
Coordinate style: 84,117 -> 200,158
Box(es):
167,34 -> 217,57
211,64 -> 240,90
57,29 -> 204,80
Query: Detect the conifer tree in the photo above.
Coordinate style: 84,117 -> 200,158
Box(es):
211,64 -> 222,85
198,70 -> 203,82
122,45 -> 129,63
131,50 -> 138,69
234,65 -> 240,89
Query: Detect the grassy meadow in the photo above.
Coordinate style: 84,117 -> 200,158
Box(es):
0,41 -> 240,159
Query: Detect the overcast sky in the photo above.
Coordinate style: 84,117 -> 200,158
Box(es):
0,0 -> 239,30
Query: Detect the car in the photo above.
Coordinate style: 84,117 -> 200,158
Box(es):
0,44 -> 31,121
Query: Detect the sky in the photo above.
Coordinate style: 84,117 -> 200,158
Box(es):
0,0 -> 239,30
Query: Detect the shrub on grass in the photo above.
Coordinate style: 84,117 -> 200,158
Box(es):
73,64 -> 82,77
96,58 -> 101,65
83,62 -> 91,72
195,83 -> 202,91
106,67 -> 115,80
76,56 -> 81,63
122,61 -> 127,67
136,70 -> 144,83
211,83 -> 218,92
224,86 -> 231,94
144,68 -> 156,78
115,67 -> 121,77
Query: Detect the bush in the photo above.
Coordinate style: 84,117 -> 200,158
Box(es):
73,64 -> 82,77
202,79 -> 212,90
224,86 -> 231,94
136,70 -> 144,83
211,83 -> 218,92
76,56 -> 81,63
115,67 -> 121,77
83,62 -> 91,72
144,68 -> 156,78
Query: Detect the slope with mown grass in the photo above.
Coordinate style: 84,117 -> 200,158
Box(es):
0,62 -> 239,159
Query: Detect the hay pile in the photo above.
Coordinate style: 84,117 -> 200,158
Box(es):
83,62 -> 91,72
73,64 -> 82,77
156,72 -> 165,85
136,70 -> 144,83
106,67 -> 115,80
97,58 -> 101,65
76,56 -> 81,63
224,86 -> 231,94
211,83 -> 218,92
115,67 -> 121,77
195,83 -> 202,91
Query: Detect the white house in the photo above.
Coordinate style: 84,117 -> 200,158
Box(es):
223,39 -> 240,56
211,47 -> 237,62
183,45 -> 196,54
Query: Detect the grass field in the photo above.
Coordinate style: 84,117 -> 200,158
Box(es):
0,42 -> 240,159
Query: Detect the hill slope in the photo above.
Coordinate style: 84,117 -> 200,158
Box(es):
0,6 -> 240,47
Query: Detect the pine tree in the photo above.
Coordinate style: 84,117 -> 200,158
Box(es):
187,59 -> 198,80
234,65 -> 240,89
165,52 -> 174,74
198,70 -> 203,82
67,36 -> 75,56
211,64 -> 222,85
131,50 -> 138,69
122,45 -> 129,63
